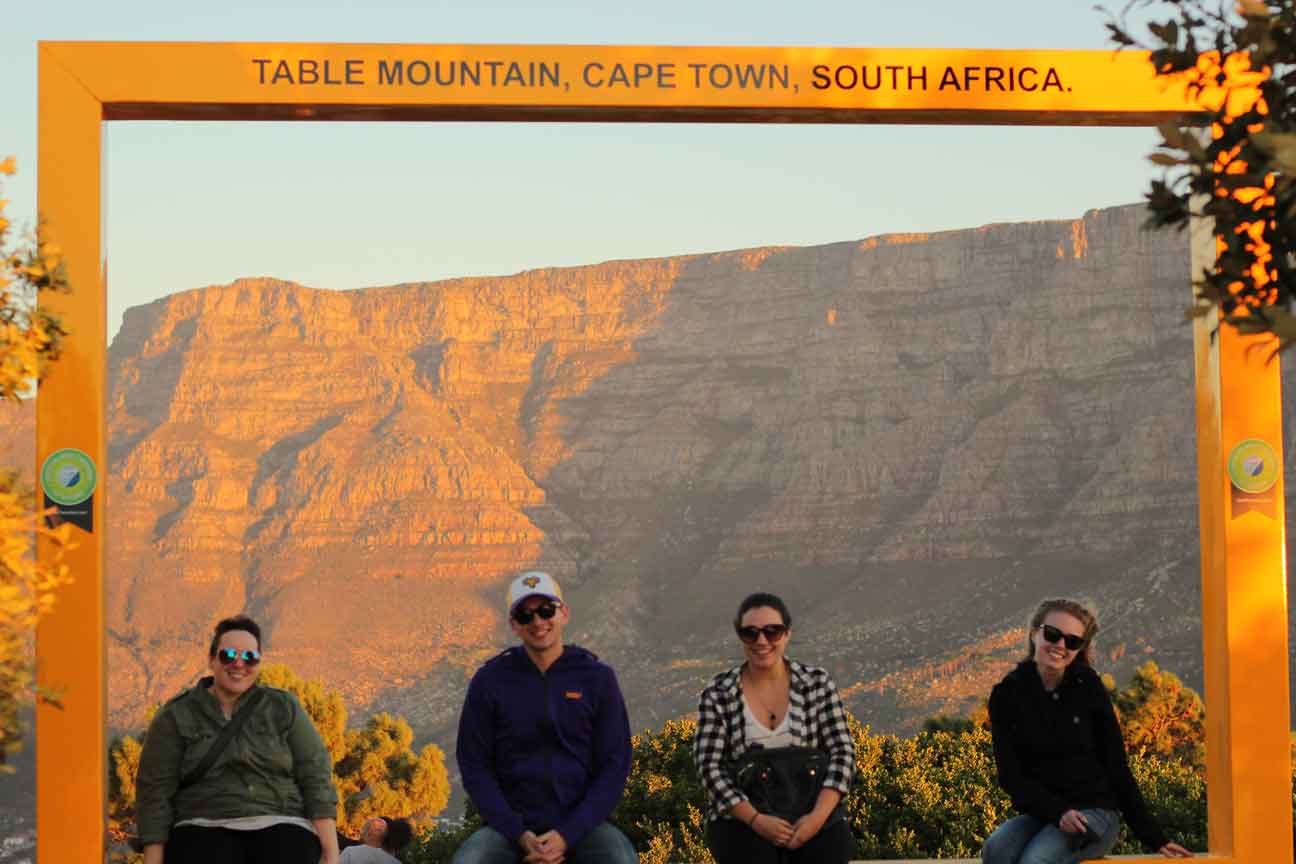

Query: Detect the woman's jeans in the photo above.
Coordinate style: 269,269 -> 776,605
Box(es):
451,822 -> 637,864
982,808 -> 1120,864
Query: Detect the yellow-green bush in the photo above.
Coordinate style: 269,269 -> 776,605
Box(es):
408,710 -> 1215,862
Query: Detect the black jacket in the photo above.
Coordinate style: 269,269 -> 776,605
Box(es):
988,660 -> 1167,851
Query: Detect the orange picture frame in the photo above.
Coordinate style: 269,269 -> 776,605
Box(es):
35,41 -> 1292,863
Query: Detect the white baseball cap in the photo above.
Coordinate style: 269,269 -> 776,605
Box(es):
506,571 -> 563,614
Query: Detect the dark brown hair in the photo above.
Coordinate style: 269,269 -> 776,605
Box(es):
382,817 -> 413,853
208,614 -> 262,657
733,592 -> 793,631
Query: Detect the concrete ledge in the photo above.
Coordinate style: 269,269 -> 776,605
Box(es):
673,852 -> 1219,862
844,857 -> 1216,863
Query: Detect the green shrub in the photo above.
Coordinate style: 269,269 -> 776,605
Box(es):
848,720 -> 1012,859
611,717 -> 711,857
1110,754 -> 1207,854
402,811 -> 482,864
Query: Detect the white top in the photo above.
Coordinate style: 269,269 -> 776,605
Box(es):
174,815 -> 316,833
340,845 -> 402,864
743,699 -> 797,749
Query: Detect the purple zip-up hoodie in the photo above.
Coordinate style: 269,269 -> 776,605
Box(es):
455,644 -> 632,848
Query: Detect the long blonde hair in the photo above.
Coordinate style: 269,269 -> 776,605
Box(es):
1024,598 -> 1099,667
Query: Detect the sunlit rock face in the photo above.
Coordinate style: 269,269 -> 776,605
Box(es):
68,204 -> 1292,743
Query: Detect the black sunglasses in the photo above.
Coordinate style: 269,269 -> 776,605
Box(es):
216,648 -> 261,666
513,601 -> 561,625
1040,624 -> 1086,652
736,624 -> 789,644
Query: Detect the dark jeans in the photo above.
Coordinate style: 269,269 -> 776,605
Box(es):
164,823 -> 321,864
706,815 -> 854,864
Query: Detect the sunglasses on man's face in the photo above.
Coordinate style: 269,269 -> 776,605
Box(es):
512,601 -> 561,626
736,624 -> 789,645
216,648 -> 261,666
1039,624 -> 1086,652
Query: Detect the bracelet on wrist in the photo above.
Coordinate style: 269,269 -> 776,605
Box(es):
747,811 -> 760,827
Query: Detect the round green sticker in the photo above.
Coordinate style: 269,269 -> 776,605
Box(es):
1227,438 -> 1279,495
40,448 -> 97,506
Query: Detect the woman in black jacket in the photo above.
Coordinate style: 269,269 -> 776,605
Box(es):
981,598 -> 1192,863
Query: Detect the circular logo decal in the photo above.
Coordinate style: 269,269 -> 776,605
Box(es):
1227,439 -> 1279,495
40,448 -> 97,506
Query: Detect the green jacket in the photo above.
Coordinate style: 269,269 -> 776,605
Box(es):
136,678 -> 338,844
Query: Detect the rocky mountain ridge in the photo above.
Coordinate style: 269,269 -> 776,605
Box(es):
8,205 -> 1295,762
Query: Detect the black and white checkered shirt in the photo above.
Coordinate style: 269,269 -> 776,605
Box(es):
693,659 -> 855,822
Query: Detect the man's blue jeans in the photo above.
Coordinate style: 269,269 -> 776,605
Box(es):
450,822 -> 637,864
981,809 -> 1120,864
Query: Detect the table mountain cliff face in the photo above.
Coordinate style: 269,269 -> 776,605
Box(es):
94,203 -> 1294,739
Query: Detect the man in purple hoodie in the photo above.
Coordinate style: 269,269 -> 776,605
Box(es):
452,571 -> 636,864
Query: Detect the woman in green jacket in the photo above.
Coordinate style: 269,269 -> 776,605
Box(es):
136,615 -> 341,864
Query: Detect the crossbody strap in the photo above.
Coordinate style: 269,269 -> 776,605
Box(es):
179,688 -> 267,790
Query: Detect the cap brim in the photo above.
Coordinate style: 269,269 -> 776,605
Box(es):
509,592 -> 561,614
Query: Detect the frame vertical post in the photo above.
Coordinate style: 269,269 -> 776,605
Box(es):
36,45 -> 107,864
1191,212 -> 1293,863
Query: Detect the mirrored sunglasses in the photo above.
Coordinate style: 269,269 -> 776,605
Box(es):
1040,624 -> 1086,652
217,648 -> 261,666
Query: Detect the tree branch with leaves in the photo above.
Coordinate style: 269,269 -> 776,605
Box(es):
1107,0 -> 1296,347
0,155 -> 74,768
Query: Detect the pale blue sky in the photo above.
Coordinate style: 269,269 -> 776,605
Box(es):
3,0 -> 1168,337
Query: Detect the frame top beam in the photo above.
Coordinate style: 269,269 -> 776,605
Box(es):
41,41 -> 1200,125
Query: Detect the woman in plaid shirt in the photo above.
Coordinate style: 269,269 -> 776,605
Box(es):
693,592 -> 856,863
